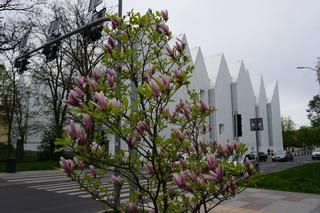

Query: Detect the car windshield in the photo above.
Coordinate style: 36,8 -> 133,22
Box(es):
275,150 -> 286,155
314,148 -> 320,152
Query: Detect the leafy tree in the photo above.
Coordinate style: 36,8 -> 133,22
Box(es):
307,95 -> 320,128
56,10 -> 253,212
281,116 -> 295,131
281,117 -> 298,147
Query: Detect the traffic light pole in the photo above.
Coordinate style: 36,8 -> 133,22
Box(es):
15,16 -> 110,61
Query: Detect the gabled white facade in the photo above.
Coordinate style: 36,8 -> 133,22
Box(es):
19,33 -> 283,153
255,77 -> 270,153
230,62 -> 257,152
206,54 -> 234,144
267,82 -> 283,151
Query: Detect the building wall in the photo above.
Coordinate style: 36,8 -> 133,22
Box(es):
231,64 -> 257,152
256,78 -> 270,153
267,83 -> 283,151
209,56 -> 234,144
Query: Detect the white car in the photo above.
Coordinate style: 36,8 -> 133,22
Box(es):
312,148 -> 320,160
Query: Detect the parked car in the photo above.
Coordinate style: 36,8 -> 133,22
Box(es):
236,153 -> 257,167
272,150 -> 293,162
312,148 -> 320,160
257,152 -> 268,162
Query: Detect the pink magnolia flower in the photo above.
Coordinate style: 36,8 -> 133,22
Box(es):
74,158 -> 85,170
95,91 -> 107,110
165,46 -> 175,59
83,114 -> 92,132
89,165 -> 97,177
200,100 -> 209,112
207,154 -> 217,170
146,161 -> 153,174
66,120 -> 81,140
174,69 -> 182,81
182,104 -> 190,119
160,75 -> 170,91
171,128 -> 184,141
161,9 -> 169,21
92,68 -> 101,81
127,132 -> 138,149
150,79 -> 160,97
75,75 -> 86,88
111,19 -> 119,29
106,73 -> 114,87
90,142 -> 102,152
90,189 -> 99,198
126,203 -> 138,213
184,170 -> 197,182
59,157 -> 74,175
175,38 -> 185,53
137,121 -> 150,133
107,37 -> 115,49
172,172 -> 186,188
64,88 -> 84,106
107,68 -> 116,77
78,130 -> 86,145
110,98 -> 122,110
156,23 -> 170,36
88,78 -> 98,92
112,175 -> 124,187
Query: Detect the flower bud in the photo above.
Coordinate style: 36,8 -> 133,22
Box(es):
172,172 -> 186,188
207,154 -> 217,170
200,100 -> 209,112
161,9 -> 169,21
112,175 -> 124,188
83,114 -> 92,132
92,68 -> 101,81
89,165 -> 97,177
171,128 -> 184,141
59,157 -> 74,175
95,91 -> 107,110
150,79 -> 160,97
137,121 -> 150,133
106,73 -> 115,87
165,46 -> 175,59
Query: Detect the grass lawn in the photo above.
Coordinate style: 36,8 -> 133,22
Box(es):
0,161 -> 60,172
249,162 -> 320,194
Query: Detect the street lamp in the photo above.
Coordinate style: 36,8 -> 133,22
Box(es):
297,66 -> 320,87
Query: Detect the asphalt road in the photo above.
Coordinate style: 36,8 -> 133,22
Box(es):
0,155 -> 318,213
259,154 -> 315,173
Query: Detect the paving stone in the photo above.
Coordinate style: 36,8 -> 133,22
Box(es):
301,197 -> 320,204
222,200 -> 249,208
261,200 -> 318,213
249,192 -> 286,200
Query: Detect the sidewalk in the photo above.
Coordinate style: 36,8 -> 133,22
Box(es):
216,188 -> 320,213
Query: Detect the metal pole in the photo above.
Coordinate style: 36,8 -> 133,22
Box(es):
114,0 -> 122,206
15,17 -> 110,60
255,119 -> 260,172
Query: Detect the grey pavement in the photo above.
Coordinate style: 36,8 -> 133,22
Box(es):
0,159 -> 319,213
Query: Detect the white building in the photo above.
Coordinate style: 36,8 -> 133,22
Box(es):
20,33 -> 283,153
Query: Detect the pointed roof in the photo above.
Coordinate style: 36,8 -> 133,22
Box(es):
190,46 -> 200,64
204,53 -> 225,88
229,61 -> 247,83
256,76 -> 268,104
266,81 -> 279,102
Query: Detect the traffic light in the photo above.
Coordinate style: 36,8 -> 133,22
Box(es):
83,7 -> 106,43
235,114 -> 242,137
14,56 -> 30,74
42,41 -> 61,62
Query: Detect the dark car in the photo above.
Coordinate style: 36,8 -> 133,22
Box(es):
272,150 -> 293,162
257,152 -> 268,162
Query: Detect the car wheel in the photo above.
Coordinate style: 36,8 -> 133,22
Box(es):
272,159 -> 275,162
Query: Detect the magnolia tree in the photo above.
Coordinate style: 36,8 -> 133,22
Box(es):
56,10 -> 254,213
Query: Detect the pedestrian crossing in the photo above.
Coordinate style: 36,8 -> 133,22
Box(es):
0,170 -> 148,201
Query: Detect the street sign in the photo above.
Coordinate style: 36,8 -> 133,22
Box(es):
250,118 -> 263,131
